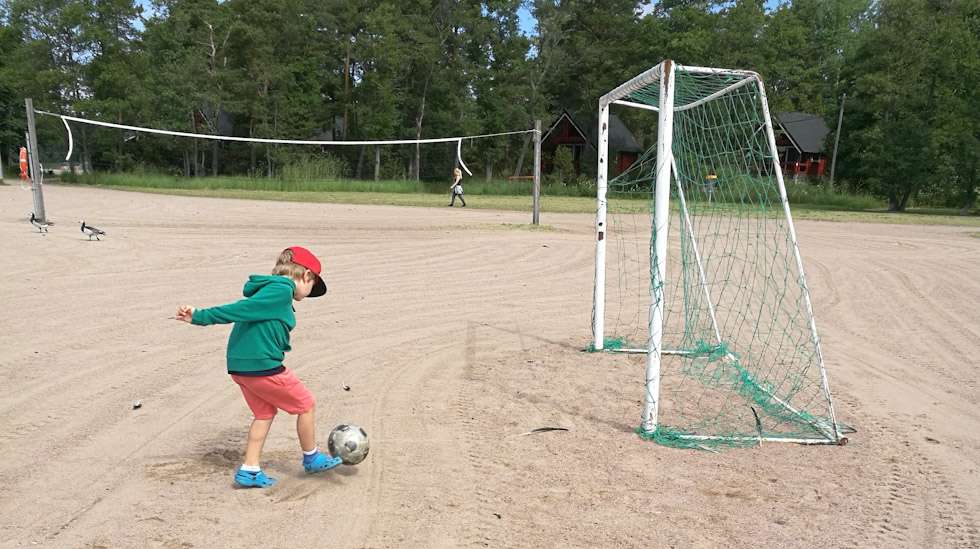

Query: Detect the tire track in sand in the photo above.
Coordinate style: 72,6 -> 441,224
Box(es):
844,410 -> 979,548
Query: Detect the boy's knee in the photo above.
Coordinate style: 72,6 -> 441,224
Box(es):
296,398 -> 316,416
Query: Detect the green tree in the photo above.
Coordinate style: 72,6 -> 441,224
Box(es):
0,18 -> 28,168
142,0 -> 242,176
535,0 -> 646,116
762,0 -> 871,115
3,0 -> 93,167
839,0 -> 978,211
74,0 -> 144,172
225,0 -> 325,177
923,0 -> 979,213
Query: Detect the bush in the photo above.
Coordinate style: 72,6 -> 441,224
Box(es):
545,146 -> 576,187
277,152 -> 349,182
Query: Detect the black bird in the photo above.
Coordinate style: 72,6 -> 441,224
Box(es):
80,220 -> 106,240
29,212 -> 49,234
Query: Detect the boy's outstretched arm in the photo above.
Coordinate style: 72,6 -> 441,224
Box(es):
187,284 -> 291,326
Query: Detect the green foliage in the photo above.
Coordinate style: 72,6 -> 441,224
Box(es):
837,0 -> 979,211
546,146 -> 575,186
0,0 -> 975,212
63,169 -> 599,197
276,152 -> 350,182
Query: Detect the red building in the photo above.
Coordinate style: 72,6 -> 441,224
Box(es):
541,110 -> 642,177
775,112 -> 830,177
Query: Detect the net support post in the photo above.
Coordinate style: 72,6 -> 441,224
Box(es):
532,119 -> 541,225
591,103 -> 611,350
25,98 -> 46,222
670,154 -> 723,345
754,76 -> 841,443
642,60 -> 676,434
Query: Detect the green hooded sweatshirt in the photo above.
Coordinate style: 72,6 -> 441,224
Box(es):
191,275 -> 297,374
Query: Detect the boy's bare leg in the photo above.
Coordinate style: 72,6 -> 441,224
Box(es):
243,418 -> 274,467
297,406 -> 317,453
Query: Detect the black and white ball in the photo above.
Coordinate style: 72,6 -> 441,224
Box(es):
327,424 -> 370,465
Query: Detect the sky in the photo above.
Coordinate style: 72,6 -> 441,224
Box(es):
517,6 -> 535,36
516,1 -> 787,37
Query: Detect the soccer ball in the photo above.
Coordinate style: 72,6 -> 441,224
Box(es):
327,424 -> 370,465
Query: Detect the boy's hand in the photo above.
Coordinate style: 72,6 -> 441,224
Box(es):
175,305 -> 195,323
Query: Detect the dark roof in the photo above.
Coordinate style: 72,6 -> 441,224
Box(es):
543,110 -> 642,153
588,113 -> 643,153
542,111 -> 591,145
776,112 -> 829,154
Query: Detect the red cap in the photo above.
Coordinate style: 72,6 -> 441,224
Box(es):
288,246 -> 327,297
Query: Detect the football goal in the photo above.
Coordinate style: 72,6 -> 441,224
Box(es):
591,61 -> 846,448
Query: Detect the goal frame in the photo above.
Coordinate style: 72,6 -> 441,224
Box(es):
591,60 -> 844,445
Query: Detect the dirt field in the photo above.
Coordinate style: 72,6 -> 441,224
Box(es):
1,184 -> 978,548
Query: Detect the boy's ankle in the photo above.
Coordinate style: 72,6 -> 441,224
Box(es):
302,447 -> 321,465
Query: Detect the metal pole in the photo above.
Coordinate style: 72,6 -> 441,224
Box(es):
0,149 -> 4,180
25,98 -> 46,222
829,93 -> 846,191
671,154 -> 722,345
755,77 -> 841,443
532,120 -> 541,225
591,104 -> 611,351
642,60 -> 675,434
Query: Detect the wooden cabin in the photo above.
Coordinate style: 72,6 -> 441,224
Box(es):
541,110 -> 642,177
775,112 -> 830,178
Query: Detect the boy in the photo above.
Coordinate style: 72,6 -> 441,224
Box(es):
175,246 -> 342,488
448,166 -> 466,207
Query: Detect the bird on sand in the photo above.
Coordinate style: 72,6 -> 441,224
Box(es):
80,220 -> 106,241
29,212 -> 50,234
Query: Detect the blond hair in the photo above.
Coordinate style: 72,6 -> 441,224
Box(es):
272,248 -> 309,281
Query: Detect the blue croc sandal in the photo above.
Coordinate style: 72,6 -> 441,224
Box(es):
234,468 -> 277,488
304,452 -> 343,473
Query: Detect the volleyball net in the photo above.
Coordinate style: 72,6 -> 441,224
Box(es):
30,108 -> 540,194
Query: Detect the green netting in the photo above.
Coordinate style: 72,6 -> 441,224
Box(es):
586,336 -> 628,353
600,65 -> 838,449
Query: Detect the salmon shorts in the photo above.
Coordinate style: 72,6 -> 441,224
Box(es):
231,368 -> 316,419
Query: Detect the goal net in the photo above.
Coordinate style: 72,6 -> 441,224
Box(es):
591,61 -> 845,448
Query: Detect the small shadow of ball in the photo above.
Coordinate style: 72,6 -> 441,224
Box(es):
334,464 -> 362,477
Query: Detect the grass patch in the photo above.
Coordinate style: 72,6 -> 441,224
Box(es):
56,170 -> 980,228
79,185 -> 609,214
64,170 -> 889,207
781,183 -> 882,211
74,184 -> 980,227
65,171 -> 593,197
778,208 -> 980,227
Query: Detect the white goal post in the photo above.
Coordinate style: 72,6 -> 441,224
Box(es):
591,60 -> 844,446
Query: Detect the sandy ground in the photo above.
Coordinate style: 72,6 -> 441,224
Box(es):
0,184 -> 978,549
